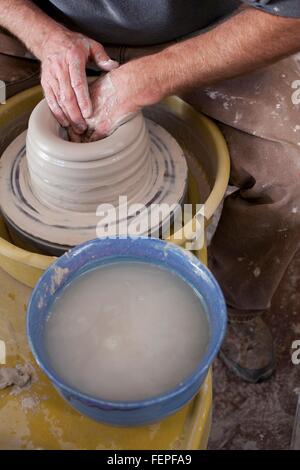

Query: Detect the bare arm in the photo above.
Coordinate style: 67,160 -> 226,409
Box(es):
85,7 -> 300,140
0,0 -> 61,59
126,7 -> 300,105
0,0 -> 118,133
163,7 -> 300,92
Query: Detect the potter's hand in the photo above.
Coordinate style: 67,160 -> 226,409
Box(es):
73,57 -> 166,142
81,71 -> 140,142
40,27 -> 119,135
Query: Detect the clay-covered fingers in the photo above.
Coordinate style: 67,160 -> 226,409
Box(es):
67,126 -> 82,143
84,123 -> 110,142
41,77 -> 69,128
84,131 -> 101,142
68,50 -> 93,119
89,40 -> 119,71
53,61 -> 87,135
38,28 -> 120,131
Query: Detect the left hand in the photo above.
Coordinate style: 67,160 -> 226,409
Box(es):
39,27 -> 118,135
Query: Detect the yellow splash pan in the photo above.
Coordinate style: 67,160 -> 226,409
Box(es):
0,86 -> 230,450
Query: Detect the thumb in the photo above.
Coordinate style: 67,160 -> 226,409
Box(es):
89,41 -> 119,71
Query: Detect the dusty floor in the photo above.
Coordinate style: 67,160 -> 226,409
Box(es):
209,252 -> 300,450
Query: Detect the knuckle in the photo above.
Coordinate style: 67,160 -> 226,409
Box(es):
46,53 -> 59,66
48,100 -> 59,111
93,40 -> 104,52
74,120 -> 87,131
75,119 -> 86,128
72,78 -> 85,88
62,90 -> 74,104
68,45 -> 85,61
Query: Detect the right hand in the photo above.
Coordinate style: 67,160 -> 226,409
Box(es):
39,27 -> 119,135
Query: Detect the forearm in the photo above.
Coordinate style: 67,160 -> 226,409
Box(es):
0,0 -> 63,59
129,7 -> 300,104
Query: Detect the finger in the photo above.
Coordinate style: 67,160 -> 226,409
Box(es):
85,125 -> 109,142
87,131 -> 104,142
83,125 -> 94,140
53,61 -> 87,134
42,78 -> 69,128
49,76 -> 74,126
68,126 -> 82,143
84,131 -> 98,142
89,41 -> 119,71
68,52 -> 93,119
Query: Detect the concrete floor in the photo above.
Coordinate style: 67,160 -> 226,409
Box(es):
209,253 -> 300,450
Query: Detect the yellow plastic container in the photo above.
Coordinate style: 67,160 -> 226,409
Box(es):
0,86 -> 230,286
0,87 -> 230,450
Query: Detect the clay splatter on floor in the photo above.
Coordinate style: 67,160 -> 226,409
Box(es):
209,252 -> 300,450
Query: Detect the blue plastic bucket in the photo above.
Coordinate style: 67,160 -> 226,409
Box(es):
27,237 -> 227,426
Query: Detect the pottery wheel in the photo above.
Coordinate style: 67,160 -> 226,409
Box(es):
0,103 -> 188,255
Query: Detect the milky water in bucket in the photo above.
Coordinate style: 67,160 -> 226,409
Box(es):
45,262 -> 210,401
